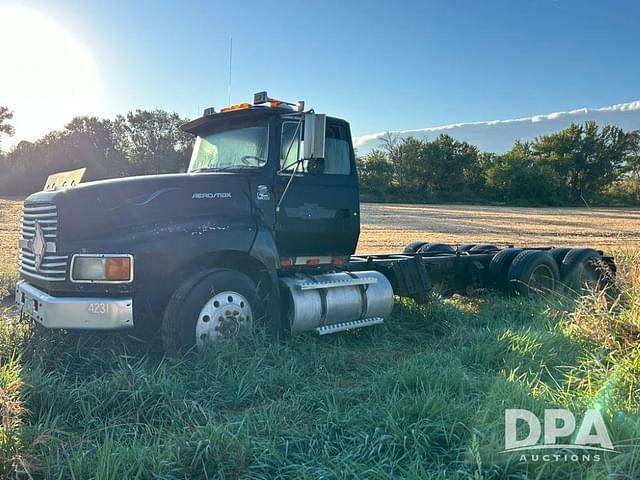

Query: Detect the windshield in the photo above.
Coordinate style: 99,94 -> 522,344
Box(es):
188,123 -> 269,172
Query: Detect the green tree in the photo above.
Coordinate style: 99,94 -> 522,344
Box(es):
485,141 -> 564,205
64,116 -> 127,178
0,106 -> 15,151
0,110 -> 193,195
357,149 -> 395,198
391,134 -> 480,201
113,110 -> 193,175
616,131 -> 640,202
532,121 -> 637,203
394,137 -> 425,198
380,132 -> 408,192
424,134 -> 479,200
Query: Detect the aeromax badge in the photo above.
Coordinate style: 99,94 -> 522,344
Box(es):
191,192 -> 232,199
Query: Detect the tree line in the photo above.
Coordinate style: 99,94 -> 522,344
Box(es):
0,108 -> 193,195
1,104 -> 639,205
358,123 -> 640,205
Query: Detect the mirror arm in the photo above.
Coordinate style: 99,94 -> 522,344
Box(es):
276,158 -> 302,212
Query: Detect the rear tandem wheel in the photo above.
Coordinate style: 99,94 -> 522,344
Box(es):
560,248 -> 614,293
507,250 -> 560,298
402,241 -> 428,254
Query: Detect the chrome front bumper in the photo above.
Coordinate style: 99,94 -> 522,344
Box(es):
15,281 -> 134,330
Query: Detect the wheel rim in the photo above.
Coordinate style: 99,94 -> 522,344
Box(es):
195,290 -> 253,348
527,264 -> 555,295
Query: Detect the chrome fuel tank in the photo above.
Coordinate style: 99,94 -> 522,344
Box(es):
280,270 -> 394,334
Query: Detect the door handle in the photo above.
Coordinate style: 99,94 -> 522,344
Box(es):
336,208 -> 351,218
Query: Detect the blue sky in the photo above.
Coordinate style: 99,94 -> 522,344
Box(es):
1,0 -> 639,146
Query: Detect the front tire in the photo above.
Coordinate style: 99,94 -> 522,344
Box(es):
161,269 -> 264,356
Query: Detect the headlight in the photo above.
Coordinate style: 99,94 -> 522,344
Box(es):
71,254 -> 133,283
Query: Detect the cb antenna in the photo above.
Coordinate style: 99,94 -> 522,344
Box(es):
227,37 -> 233,105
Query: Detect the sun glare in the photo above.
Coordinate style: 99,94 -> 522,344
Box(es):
0,5 -> 103,144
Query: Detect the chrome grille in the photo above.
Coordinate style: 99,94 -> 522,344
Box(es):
19,203 -> 68,282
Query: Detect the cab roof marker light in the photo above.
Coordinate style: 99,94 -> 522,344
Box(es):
253,91 -> 268,104
253,91 -> 304,112
220,102 -> 252,112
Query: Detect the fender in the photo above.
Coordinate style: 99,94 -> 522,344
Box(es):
249,224 -> 280,272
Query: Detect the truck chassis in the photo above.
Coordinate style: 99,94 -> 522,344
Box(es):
13,92 -> 617,354
273,242 -> 616,339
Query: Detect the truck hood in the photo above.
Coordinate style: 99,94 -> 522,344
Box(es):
25,173 -> 254,244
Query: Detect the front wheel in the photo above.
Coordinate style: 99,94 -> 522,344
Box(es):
161,269 -> 264,356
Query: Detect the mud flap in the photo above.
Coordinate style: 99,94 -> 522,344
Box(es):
392,256 -> 432,298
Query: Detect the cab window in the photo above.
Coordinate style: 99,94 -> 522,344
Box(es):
324,124 -> 351,175
280,121 -> 303,171
280,121 -> 351,175
189,122 -> 269,172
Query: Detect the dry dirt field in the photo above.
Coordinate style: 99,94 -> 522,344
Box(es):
358,202 -> 640,254
0,197 -> 22,272
2,197 -> 640,264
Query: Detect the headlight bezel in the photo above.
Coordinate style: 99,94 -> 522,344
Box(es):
70,254 -> 134,284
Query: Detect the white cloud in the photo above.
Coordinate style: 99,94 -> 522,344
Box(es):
354,100 -> 640,153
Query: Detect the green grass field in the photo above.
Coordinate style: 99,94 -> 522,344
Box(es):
1,203 -> 640,478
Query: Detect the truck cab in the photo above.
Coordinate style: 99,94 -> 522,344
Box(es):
180,100 -> 360,259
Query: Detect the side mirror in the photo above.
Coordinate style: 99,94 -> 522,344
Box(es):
303,113 -> 326,160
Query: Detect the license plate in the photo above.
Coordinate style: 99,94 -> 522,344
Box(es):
18,288 -> 35,317
23,295 -> 35,316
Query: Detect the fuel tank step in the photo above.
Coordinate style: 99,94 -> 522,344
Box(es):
296,276 -> 378,290
315,317 -> 384,335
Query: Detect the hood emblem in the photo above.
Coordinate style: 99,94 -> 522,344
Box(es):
30,221 -> 47,271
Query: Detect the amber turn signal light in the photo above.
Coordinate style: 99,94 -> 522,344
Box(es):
105,257 -> 131,281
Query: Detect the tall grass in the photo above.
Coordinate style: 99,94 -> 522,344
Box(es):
0,253 -> 639,479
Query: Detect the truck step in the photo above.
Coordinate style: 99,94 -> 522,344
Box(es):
315,317 -> 384,335
297,277 -> 378,291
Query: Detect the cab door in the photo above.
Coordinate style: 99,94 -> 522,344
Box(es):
274,118 -> 360,257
